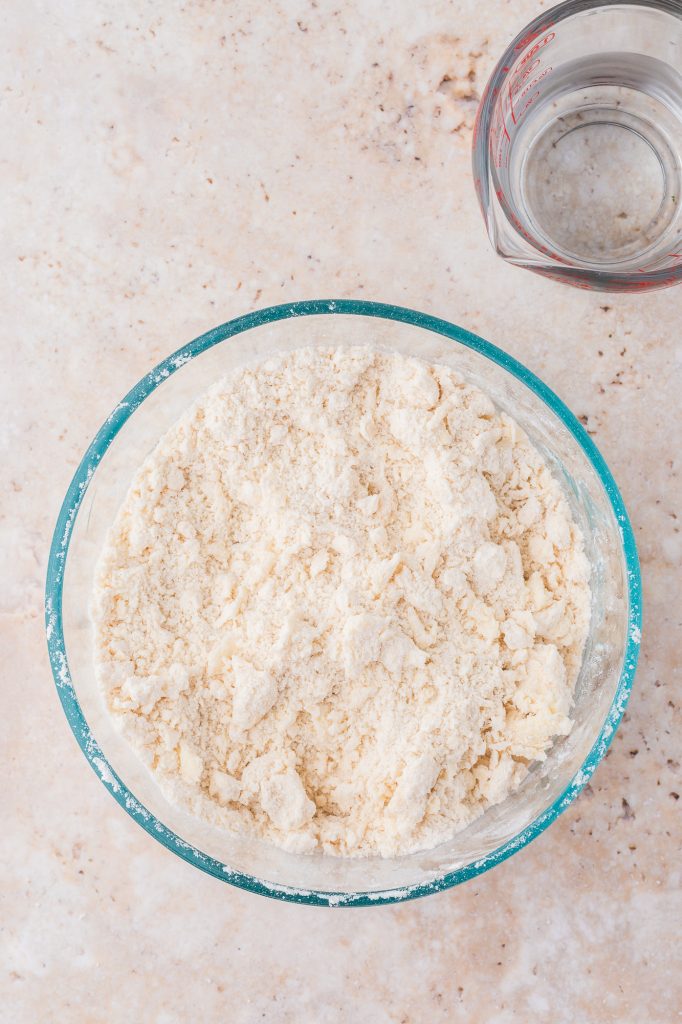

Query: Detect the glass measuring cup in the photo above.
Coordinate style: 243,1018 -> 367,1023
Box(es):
473,0 -> 682,291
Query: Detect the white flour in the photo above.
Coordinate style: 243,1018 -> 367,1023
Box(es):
93,347 -> 591,857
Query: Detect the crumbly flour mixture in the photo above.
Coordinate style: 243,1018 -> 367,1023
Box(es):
94,346 -> 591,857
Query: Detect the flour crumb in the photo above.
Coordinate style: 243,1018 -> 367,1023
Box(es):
93,346 -> 591,857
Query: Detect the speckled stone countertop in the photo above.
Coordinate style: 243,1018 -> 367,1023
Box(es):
2,1 -> 681,1021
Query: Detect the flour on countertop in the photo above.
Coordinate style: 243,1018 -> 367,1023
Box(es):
93,346 -> 591,857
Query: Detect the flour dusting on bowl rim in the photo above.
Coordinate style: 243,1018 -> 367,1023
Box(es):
45,299 -> 642,907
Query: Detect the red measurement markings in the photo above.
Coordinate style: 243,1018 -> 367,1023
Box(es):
635,253 -> 682,274
519,32 -> 555,66
503,78 -> 548,133
534,268 -> 680,291
509,34 -> 555,99
519,58 -> 541,84
517,88 -> 541,118
490,89 -> 511,169
516,67 -> 552,110
485,30 -> 555,168
504,32 -> 555,130
507,59 -> 541,127
513,23 -> 555,54
508,81 -> 517,125
518,66 -> 552,102
493,119 -> 510,169
620,275 -> 680,290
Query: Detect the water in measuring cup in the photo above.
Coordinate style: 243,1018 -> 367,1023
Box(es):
508,53 -> 682,267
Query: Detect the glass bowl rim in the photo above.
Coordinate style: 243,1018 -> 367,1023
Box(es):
45,298 -> 642,907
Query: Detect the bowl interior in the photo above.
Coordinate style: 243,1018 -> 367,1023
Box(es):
52,303 -> 639,903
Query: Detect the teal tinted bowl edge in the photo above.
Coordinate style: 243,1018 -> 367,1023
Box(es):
45,299 -> 642,907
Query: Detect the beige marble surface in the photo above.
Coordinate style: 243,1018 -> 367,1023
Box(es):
2,0 -> 681,1020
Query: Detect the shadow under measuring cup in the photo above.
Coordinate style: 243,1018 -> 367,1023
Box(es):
473,0 -> 682,291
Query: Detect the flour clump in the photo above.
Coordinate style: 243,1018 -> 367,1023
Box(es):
93,346 -> 591,857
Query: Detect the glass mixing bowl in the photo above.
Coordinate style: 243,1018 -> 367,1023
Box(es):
45,300 -> 641,906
